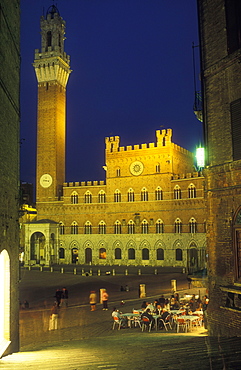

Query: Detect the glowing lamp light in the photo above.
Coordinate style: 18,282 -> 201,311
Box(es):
196,147 -> 205,168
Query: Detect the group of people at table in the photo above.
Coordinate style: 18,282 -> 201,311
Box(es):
112,293 -> 209,332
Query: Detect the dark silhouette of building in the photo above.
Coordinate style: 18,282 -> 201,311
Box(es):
198,0 -> 241,336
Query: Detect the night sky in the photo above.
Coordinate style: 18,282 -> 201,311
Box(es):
20,0 -> 202,188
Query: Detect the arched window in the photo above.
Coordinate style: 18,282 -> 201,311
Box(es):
114,189 -> 121,202
142,248 -> 149,260
59,222 -> 65,235
85,191 -> 92,203
59,247 -> 65,259
128,220 -> 135,234
174,185 -> 181,200
98,190 -> 106,203
128,248 -> 135,260
71,221 -> 78,235
156,219 -> 164,234
155,187 -> 163,200
128,188 -> 135,202
157,248 -> 164,260
47,31 -> 52,48
141,187 -> 148,201
116,168 -> 120,177
156,163 -> 160,173
115,248 -> 121,259
188,184 -> 196,198
189,217 -> 197,233
176,248 -> 183,261
233,208 -> 241,279
98,220 -> 106,234
99,248 -> 106,259
84,221 -> 92,234
71,191 -> 78,204
174,218 -> 182,233
114,220 -> 122,234
141,219 -> 149,234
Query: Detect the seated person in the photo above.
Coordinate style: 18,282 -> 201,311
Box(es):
145,302 -> 155,313
159,295 -> 166,308
112,307 -> 127,327
141,308 -> 155,328
141,301 -> 147,310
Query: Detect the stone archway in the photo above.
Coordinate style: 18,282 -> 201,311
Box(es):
188,245 -> 198,273
30,232 -> 45,263
0,249 -> 10,356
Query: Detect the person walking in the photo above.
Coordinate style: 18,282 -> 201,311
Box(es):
55,289 -> 62,307
49,302 -> 59,330
61,287 -> 68,307
102,289 -> 109,310
89,290 -> 97,311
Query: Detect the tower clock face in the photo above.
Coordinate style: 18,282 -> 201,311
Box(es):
40,173 -> 53,188
130,161 -> 144,176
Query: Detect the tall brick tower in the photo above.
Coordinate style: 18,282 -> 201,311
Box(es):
33,5 -> 71,203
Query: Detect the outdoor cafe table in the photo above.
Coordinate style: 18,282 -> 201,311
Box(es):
120,313 -> 141,327
177,315 -> 200,331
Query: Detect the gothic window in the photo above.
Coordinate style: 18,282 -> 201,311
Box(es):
128,220 -> 135,234
98,190 -> 106,203
155,187 -> 163,200
85,191 -> 92,203
128,188 -> 135,202
176,248 -> 183,261
115,248 -> 121,260
141,219 -> 149,234
84,221 -> 92,234
156,163 -> 160,173
59,222 -> 65,235
174,218 -> 182,234
141,187 -> 148,201
157,248 -> 164,260
47,31 -> 52,49
189,217 -> 197,234
188,184 -> 196,199
98,220 -> 106,234
156,219 -> 164,234
114,220 -> 122,234
71,191 -> 78,204
225,0 -> 241,54
59,247 -> 65,259
114,189 -> 121,202
99,248 -> 106,259
71,221 -> 78,235
174,185 -> 181,200
230,98 -> 241,161
128,248 -> 135,260
233,208 -> 241,279
142,248 -> 149,260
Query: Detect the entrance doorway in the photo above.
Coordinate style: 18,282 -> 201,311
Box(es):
0,249 -> 11,357
72,248 -> 79,264
85,248 -> 92,264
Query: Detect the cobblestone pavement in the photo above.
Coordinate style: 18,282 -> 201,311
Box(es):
1,270 -> 241,369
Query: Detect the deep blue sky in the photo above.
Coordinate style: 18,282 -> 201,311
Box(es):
20,0 -> 202,186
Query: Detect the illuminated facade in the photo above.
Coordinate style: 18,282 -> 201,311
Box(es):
198,0 -> 241,335
0,0 -> 20,357
24,6 -> 206,272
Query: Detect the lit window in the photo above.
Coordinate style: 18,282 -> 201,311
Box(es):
98,221 -> 106,234
128,220 -> 135,234
85,191 -> 92,203
174,185 -> 181,200
156,219 -> 164,234
84,221 -> 92,234
114,220 -> 122,234
59,222 -> 65,235
116,168 -> 121,177
156,163 -> 160,173
114,189 -> 121,202
188,184 -> 196,199
155,187 -> 163,200
99,248 -> 106,259
174,218 -> 182,234
141,187 -> 148,201
128,188 -> 135,202
71,192 -> 78,204
71,221 -> 78,235
98,190 -> 106,203
189,217 -> 197,233
141,219 -> 149,234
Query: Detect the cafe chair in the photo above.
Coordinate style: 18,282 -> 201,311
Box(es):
132,310 -> 142,328
141,317 -> 152,332
159,314 -> 172,331
175,318 -> 188,333
112,316 -> 122,330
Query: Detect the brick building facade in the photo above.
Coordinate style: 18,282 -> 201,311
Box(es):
0,0 -> 20,357
198,0 -> 241,335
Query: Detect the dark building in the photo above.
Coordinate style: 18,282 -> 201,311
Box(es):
198,0 -> 241,335
0,0 -> 20,356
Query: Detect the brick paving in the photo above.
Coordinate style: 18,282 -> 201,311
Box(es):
1,270 -> 241,369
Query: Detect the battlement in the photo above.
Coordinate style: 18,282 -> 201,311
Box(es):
63,180 -> 106,187
105,129 -> 191,156
171,171 -> 204,180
